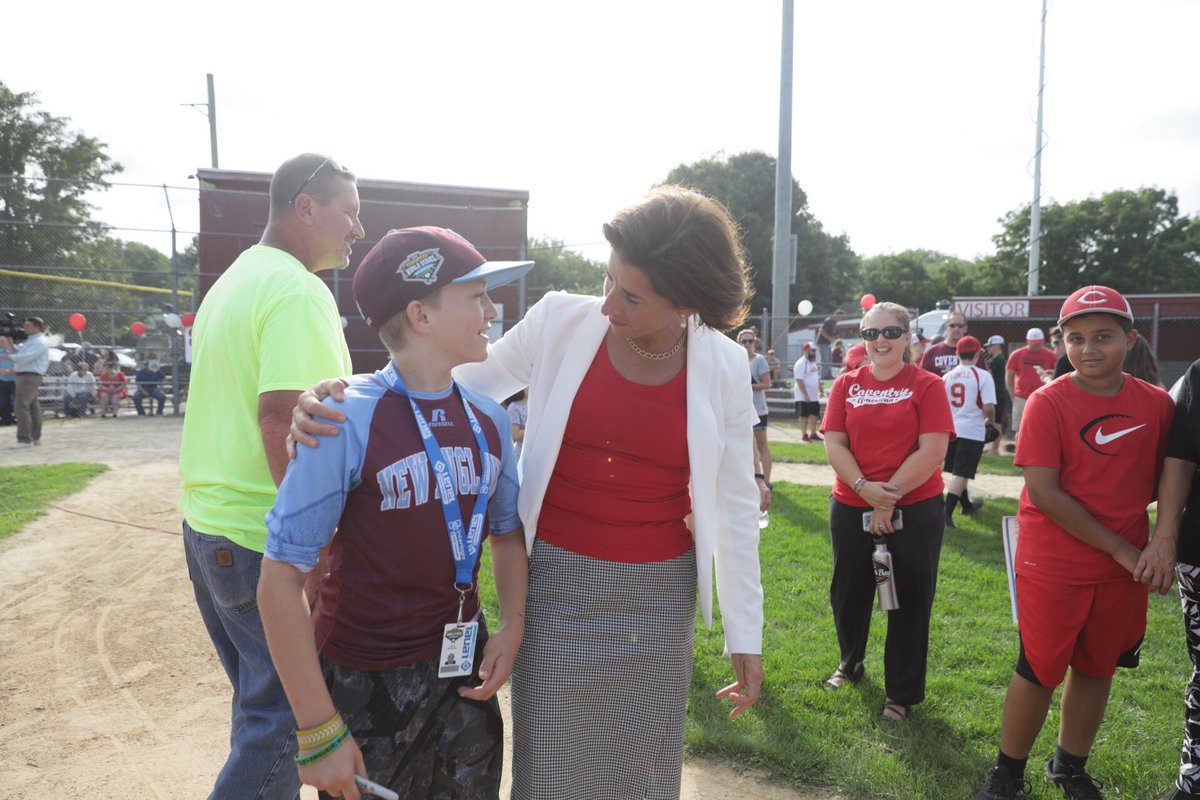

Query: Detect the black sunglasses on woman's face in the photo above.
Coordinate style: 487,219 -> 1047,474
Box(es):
860,326 -> 906,341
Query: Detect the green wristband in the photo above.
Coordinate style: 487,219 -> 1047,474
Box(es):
294,725 -> 349,766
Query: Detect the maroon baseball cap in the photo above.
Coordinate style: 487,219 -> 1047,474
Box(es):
1058,285 -> 1133,327
353,227 -> 534,331
955,335 -> 981,355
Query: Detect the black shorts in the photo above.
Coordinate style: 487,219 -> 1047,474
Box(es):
945,437 -> 985,479
753,414 -> 769,430
795,400 -> 820,418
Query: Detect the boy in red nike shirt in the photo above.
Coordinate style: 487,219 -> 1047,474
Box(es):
973,286 -> 1175,800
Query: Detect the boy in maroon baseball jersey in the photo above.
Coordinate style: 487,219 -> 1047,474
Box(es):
974,286 -> 1175,800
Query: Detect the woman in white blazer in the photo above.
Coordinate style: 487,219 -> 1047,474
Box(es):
293,187 -> 764,800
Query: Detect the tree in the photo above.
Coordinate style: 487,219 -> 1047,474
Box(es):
524,237 -> 605,306
857,249 -> 974,313
983,187 -> 1200,295
0,81 -> 122,272
663,151 -> 860,316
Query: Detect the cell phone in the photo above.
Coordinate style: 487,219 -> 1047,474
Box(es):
862,509 -> 903,531
356,775 -> 399,800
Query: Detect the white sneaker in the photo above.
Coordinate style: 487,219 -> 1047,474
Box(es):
9,441 -> 33,449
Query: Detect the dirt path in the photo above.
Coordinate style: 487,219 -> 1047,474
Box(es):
0,416 -> 833,799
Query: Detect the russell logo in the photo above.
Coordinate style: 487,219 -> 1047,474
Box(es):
1080,413 -> 1146,455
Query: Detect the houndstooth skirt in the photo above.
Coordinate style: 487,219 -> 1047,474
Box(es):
510,539 -> 698,800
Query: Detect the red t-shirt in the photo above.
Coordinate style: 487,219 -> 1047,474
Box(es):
1014,374 -> 1175,584
821,363 -> 955,507
1006,345 -> 1057,399
538,343 -> 693,563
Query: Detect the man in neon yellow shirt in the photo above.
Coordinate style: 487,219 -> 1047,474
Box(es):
179,153 -> 363,800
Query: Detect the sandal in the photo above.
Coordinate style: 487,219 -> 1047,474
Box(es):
823,662 -> 864,689
880,700 -> 910,721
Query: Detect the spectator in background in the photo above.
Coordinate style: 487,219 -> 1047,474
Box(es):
941,336 -> 998,528
741,328 -> 774,485
2,317 -> 50,448
133,360 -> 168,416
507,386 -> 529,461
62,360 -> 96,418
1005,328 -> 1057,436
831,339 -> 845,372
1050,326 -> 1072,379
146,350 -> 161,371
1124,335 -> 1164,388
985,335 -> 1010,455
767,348 -> 783,388
920,311 -> 969,377
910,332 -> 929,366
843,342 -> 870,373
817,309 -> 845,378
0,336 -> 15,426
794,342 -> 823,442
95,361 -> 127,418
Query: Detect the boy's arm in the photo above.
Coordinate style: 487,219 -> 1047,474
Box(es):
458,530 -> 528,702
259,559 -> 367,797
1024,465 -> 1142,573
1136,456 -> 1196,593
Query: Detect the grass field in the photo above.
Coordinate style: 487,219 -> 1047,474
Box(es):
480,484 -> 1188,800
772,440 -> 1023,477
0,462 -> 109,539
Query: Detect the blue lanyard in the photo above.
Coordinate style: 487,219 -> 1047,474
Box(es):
378,362 -> 493,588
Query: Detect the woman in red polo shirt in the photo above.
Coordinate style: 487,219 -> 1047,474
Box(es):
820,301 -> 954,721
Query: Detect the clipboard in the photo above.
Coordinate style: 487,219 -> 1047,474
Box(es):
1002,515 -> 1019,624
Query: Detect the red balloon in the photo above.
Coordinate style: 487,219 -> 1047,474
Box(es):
859,294 -> 877,311
131,321 -> 146,336
69,313 -> 87,332
180,311 -> 196,327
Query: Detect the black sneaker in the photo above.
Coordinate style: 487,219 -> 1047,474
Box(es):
1045,757 -> 1105,799
962,497 -> 986,515
974,765 -> 1029,799
945,513 -> 958,529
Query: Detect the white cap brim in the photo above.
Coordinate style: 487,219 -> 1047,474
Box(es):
454,260 -> 535,291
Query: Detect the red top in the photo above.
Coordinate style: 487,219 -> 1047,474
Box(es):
1015,374 -> 1175,584
1006,345 -> 1057,399
96,370 -> 126,396
538,342 -> 693,563
821,363 -> 955,507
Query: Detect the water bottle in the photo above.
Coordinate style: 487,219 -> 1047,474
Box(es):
872,535 -> 899,610
758,510 -> 770,529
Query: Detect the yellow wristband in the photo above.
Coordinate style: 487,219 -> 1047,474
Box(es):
297,711 -> 344,750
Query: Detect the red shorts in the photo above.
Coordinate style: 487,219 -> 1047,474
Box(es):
1015,573 -> 1148,687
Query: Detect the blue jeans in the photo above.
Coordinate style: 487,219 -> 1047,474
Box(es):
183,521 -> 300,800
133,388 -> 166,415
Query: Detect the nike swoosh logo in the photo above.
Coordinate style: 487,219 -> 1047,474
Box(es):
1094,423 -> 1147,445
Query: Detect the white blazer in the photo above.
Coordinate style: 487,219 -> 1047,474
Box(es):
454,292 -> 763,654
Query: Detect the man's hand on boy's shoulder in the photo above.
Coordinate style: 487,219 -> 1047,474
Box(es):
1134,534 -> 1177,594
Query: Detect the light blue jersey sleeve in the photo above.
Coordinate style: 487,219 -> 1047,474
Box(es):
465,386 -> 522,537
264,379 -> 382,570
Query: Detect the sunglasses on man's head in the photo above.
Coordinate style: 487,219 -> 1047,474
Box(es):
860,326 -> 906,341
290,157 -> 351,204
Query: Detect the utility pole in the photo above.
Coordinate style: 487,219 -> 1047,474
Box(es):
1027,0 -> 1047,296
183,73 -> 219,168
771,0 -> 795,349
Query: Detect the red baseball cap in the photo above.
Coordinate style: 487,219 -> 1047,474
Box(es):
1058,285 -> 1133,327
353,227 -> 534,331
955,335 -> 981,355
845,342 -> 869,369
803,341 -> 815,351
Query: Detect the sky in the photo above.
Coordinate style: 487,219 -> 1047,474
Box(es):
4,0 -> 1198,266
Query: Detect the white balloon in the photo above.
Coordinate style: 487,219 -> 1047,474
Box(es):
340,316 -> 349,329
163,313 -> 182,329
797,299 -> 814,316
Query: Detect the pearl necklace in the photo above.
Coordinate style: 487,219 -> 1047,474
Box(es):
625,332 -> 687,361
